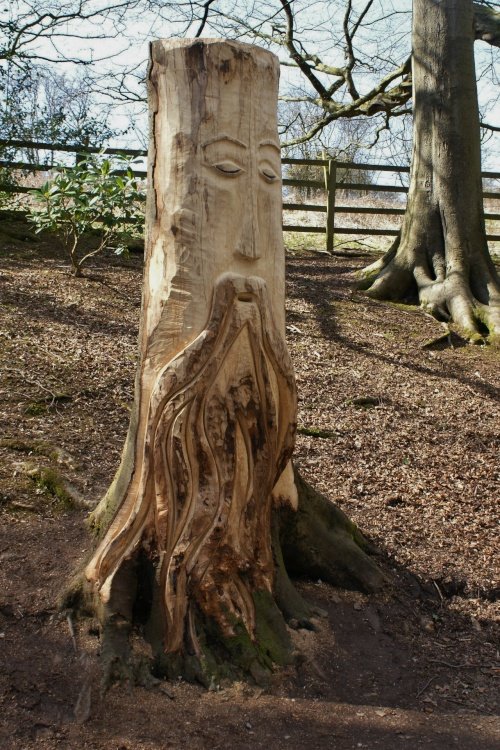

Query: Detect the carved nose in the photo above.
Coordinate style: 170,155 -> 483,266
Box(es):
235,223 -> 261,259
235,181 -> 261,260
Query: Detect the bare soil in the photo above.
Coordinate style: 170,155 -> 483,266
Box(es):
0,221 -> 499,749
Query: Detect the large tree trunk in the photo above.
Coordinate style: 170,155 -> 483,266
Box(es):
358,0 -> 500,341
68,39 -> 384,688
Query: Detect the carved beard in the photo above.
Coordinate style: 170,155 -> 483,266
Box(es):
87,273 -> 296,656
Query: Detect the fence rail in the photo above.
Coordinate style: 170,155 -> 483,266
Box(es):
1,139 -> 499,250
281,155 -> 500,250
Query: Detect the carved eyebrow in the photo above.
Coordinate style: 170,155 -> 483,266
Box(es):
202,134 -> 247,149
259,139 -> 281,152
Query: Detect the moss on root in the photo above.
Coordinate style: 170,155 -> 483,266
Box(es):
0,437 -> 55,456
87,408 -> 140,540
30,466 -> 75,510
151,591 -> 294,688
103,587 -> 295,690
278,468 -> 387,593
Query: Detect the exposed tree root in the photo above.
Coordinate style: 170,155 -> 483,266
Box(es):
357,237 -> 500,344
279,468 -> 388,594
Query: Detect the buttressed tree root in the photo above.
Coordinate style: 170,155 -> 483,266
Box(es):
358,231 -> 500,343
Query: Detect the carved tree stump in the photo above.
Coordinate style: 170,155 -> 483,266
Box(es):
78,39 -> 384,687
84,40 -> 298,682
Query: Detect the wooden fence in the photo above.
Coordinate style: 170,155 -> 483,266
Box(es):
1,139 -> 499,252
282,155 -> 500,252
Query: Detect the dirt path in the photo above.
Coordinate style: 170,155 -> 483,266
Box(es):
0,233 -> 498,749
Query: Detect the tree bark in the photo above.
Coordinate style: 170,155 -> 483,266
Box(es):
69,39 -> 384,687
358,0 -> 500,342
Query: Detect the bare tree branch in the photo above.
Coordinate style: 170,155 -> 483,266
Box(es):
480,119 -> 500,131
278,0 -> 329,99
195,0 -> 216,38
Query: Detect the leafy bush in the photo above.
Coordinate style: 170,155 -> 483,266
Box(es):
28,154 -> 145,276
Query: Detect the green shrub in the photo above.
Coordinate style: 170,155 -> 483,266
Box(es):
28,154 -> 145,276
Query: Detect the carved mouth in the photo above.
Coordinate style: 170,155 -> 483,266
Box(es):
237,292 -> 255,302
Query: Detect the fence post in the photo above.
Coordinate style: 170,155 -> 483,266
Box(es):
323,154 -> 336,254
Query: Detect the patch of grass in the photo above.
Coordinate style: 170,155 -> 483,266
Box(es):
334,239 -> 388,256
284,231 -> 327,254
386,300 -> 420,313
284,233 -> 386,258
24,401 -> 48,416
23,393 -> 73,417
345,395 -> 383,408
30,467 -> 75,510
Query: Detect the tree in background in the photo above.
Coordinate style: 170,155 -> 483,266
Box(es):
0,0 -> 141,188
0,1 -> 136,70
358,0 -> 500,340
194,0 -> 414,149
0,2 -> 498,336
283,102 -> 375,201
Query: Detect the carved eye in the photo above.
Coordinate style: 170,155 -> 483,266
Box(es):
260,167 -> 279,183
214,161 -> 244,176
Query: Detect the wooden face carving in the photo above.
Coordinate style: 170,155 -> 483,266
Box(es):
201,133 -> 281,260
146,41 -> 286,357
198,51 -> 283,266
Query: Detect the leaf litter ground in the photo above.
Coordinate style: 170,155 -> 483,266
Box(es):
0,230 -> 498,749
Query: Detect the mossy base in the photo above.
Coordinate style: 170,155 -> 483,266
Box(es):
68,466 -> 386,689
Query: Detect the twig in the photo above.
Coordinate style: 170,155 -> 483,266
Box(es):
194,0 -> 215,38
297,426 -> 336,439
433,580 -> 444,601
4,367 -> 58,405
38,345 -> 67,364
427,659 -> 479,669
67,613 -> 78,653
416,675 -> 437,698
465,385 -> 481,398
74,654 -> 93,724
